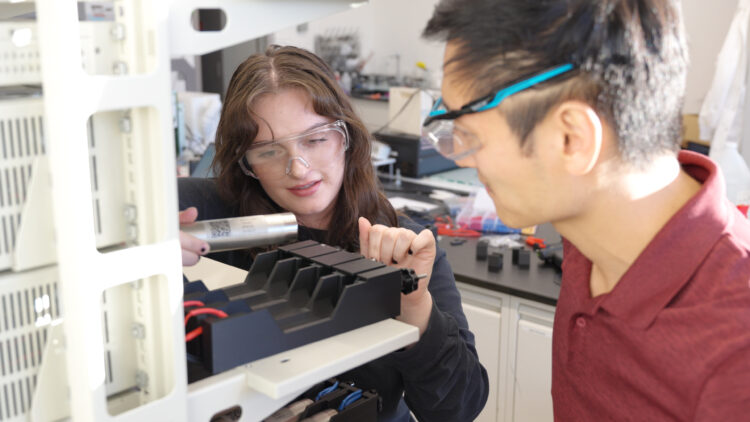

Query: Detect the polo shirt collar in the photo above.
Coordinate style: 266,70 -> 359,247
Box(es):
598,151 -> 732,329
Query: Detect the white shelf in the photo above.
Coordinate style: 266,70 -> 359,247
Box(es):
245,318 -> 417,399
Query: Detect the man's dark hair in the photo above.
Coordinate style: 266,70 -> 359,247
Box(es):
423,0 -> 688,166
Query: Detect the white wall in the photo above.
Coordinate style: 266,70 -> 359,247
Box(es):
683,0 -> 738,113
271,0 -> 444,83
271,0 -> 739,113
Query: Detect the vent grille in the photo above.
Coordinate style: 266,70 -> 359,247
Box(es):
0,267 -> 59,420
0,99 -> 45,272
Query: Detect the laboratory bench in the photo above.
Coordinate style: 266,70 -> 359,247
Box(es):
439,225 -> 561,306
380,174 -> 560,422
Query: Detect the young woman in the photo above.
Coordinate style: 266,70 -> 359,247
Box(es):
178,45 -> 488,422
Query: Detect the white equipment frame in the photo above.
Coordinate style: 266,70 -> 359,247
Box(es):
0,1 -> 420,421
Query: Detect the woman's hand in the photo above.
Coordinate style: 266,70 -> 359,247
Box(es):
358,217 -> 435,334
180,207 -> 210,266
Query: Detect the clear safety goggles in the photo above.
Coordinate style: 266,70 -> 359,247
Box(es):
238,120 -> 349,179
421,64 -> 575,161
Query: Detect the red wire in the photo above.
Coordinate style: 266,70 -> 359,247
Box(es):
184,308 -> 229,342
184,308 -> 229,325
183,300 -> 205,308
185,327 -> 203,342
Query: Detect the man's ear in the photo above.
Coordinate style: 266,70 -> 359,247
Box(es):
554,101 -> 603,176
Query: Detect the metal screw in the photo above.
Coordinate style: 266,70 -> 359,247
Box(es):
123,204 -> 137,222
131,323 -> 145,339
135,370 -> 149,389
126,224 -> 137,242
113,60 -> 128,75
111,23 -> 126,41
119,115 -> 132,133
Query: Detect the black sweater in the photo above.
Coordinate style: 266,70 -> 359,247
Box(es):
178,177 -> 489,422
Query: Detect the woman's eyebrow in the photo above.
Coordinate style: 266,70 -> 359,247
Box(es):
252,120 -> 331,146
301,120 -> 330,132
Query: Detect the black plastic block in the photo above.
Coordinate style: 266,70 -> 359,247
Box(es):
488,252 -> 503,272
476,240 -> 489,261
517,249 -> 531,268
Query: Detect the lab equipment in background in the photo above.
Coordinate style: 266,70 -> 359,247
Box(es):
699,0 -> 750,166
386,86 -> 436,137
340,71 -> 352,93
176,90 -> 222,156
190,142 -> 217,178
374,130 -> 457,177
455,189 -> 522,235
713,141 -> 750,209
180,213 -> 299,252
183,239 -> 423,379
537,243 -> 564,272
315,29 -> 361,74
370,138 -> 396,176
371,138 -> 391,160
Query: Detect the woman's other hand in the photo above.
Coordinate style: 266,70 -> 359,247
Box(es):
358,217 -> 435,334
180,207 -> 209,266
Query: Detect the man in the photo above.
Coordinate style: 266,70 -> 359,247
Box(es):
422,0 -> 750,420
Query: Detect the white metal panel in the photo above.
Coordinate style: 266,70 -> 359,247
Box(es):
0,21 -> 40,86
35,0 -> 187,421
506,299 -> 555,422
0,21 -> 128,87
512,319 -> 553,422
462,302 -> 502,422
168,0 -> 364,56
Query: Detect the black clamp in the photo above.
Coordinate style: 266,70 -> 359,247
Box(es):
400,268 -> 425,294
537,243 -> 563,272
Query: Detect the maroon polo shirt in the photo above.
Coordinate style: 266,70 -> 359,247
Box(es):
552,151 -> 750,421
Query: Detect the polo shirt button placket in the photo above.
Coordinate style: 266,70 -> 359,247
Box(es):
576,316 -> 587,328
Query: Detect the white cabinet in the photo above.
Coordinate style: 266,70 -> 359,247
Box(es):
460,286 -> 505,422
504,298 -> 555,422
458,284 -> 555,422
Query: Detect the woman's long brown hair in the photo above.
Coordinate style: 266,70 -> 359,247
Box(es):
212,45 -> 398,252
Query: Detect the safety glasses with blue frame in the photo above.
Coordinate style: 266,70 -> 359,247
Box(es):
421,64 -> 575,161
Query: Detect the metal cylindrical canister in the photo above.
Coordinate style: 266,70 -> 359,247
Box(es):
180,213 -> 298,252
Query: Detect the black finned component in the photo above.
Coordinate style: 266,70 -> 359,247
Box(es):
185,240 -> 408,380
488,252 -> 503,272
278,240 -> 318,253
476,240 -> 489,261
517,249 -> 531,269
311,250 -> 361,267
285,265 -> 321,308
263,257 -> 303,298
242,250 -> 280,289
334,258 -> 385,276
290,244 -> 340,259
512,247 -> 520,265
